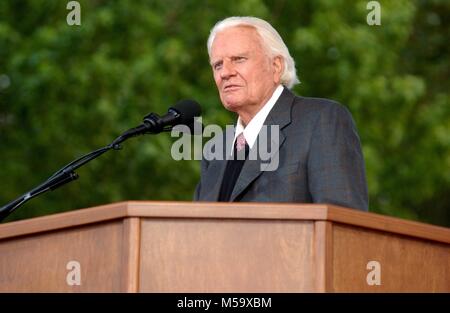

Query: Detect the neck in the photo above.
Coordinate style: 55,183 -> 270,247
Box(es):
237,85 -> 279,126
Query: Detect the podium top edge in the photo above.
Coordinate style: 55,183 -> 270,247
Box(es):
0,201 -> 449,244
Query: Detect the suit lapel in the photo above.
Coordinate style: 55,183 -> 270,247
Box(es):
201,160 -> 227,201
229,87 -> 295,201
202,126 -> 235,201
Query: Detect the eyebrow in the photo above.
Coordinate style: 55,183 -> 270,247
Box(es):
210,52 -> 251,67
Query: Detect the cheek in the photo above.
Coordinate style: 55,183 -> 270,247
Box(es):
247,63 -> 269,83
254,65 -> 274,88
213,74 -> 222,88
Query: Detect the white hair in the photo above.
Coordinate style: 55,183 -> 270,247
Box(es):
207,16 -> 300,89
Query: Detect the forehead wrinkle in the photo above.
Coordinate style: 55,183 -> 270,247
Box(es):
210,26 -> 267,62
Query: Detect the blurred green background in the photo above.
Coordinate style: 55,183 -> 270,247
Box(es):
0,0 -> 449,226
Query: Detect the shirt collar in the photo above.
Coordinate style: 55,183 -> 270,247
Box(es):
232,84 -> 284,153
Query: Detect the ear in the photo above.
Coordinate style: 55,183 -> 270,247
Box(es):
272,55 -> 284,84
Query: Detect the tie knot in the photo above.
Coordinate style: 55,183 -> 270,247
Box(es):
236,133 -> 247,152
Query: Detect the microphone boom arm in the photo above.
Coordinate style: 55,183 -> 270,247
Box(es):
0,99 -> 200,222
0,122 -> 159,222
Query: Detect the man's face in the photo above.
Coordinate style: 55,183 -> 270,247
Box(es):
210,26 -> 282,116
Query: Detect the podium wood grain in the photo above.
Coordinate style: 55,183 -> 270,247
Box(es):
0,201 -> 448,292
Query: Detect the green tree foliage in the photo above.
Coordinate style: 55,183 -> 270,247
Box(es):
0,0 -> 448,226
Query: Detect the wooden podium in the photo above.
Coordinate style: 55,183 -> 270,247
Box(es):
0,201 -> 448,292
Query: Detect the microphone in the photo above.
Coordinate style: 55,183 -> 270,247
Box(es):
0,99 -> 202,222
112,99 -> 201,146
144,99 -> 201,133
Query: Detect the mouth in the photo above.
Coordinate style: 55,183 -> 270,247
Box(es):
223,85 -> 242,92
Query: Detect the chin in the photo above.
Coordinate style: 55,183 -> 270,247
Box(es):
221,96 -> 244,112
222,101 -> 242,113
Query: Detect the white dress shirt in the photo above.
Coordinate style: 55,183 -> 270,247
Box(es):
231,84 -> 284,154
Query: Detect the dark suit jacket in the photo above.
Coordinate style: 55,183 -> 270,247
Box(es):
194,87 -> 369,211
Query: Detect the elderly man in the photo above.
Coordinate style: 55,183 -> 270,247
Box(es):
194,16 -> 368,211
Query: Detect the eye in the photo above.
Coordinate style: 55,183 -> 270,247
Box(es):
213,62 -> 222,71
234,56 -> 247,63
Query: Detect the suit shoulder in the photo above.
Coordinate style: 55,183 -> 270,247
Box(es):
291,95 -> 353,120
292,95 -> 347,112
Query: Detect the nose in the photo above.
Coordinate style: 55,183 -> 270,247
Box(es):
220,60 -> 236,80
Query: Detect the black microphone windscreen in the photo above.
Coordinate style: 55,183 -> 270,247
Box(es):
170,99 -> 202,125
